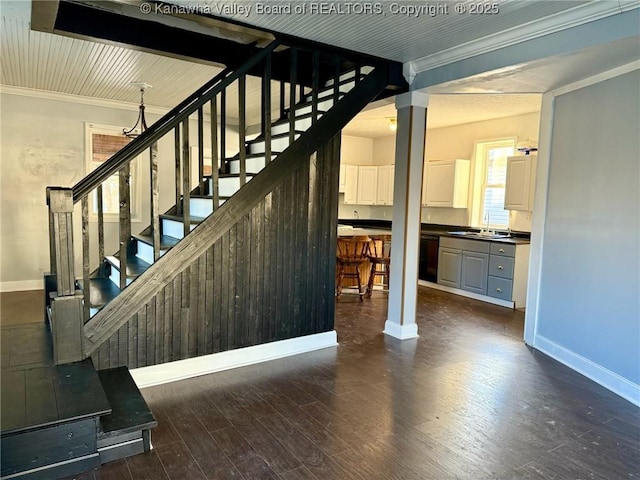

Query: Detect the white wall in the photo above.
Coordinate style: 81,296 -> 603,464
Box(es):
534,69 -> 639,403
338,111 -> 541,227
0,90 -> 239,289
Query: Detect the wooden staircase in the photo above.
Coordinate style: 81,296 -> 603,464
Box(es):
86,65 -> 374,312
43,34 -> 403,368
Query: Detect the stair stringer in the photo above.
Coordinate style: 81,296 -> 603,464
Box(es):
84,66 -> 390,368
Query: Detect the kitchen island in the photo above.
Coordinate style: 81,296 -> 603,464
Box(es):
338,219 -> 531,308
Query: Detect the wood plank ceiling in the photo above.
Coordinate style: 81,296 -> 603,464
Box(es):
2,1 -> 633,135
0,2 -> 274,125
180,0 -> 594,62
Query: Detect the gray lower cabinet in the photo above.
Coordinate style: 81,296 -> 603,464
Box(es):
461,251 -> 489,295
437,247 -> 462,288
437,236 -> 529,308
487,276 -> 513,301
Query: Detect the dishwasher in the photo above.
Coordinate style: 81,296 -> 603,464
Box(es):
419,234 -> 439,283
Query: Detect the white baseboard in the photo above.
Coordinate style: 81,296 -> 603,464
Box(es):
535,335 -> 640,407
418,280 -> 515,309
0,280 -> 43,292
383,320 -> 419,340
131,331 -> 338,389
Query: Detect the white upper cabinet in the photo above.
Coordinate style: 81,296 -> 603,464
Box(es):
339,164 -> 346,193
356,166 -> 378,205
343,165 -> 359,204
504,155 -> 537,211
422,159 -> 470,208
376,164 -> 394,205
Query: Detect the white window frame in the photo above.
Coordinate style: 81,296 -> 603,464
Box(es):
85,123 -> 141,222
470,138 -> 516,229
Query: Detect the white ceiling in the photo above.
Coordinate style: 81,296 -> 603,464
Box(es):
343,94 -> 542,137
0,1 -> 636,136
172,0 -> 601,63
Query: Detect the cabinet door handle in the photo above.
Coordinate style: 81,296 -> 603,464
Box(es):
499,248 -> 505,253
498,265 -> 504,270
496,288 -> 502,292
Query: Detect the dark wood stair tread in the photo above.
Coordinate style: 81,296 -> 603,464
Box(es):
97,367 -> 156,439
160,213 -> 205,224
225,152 -> 281,162
88,278 -> 121,308
190,194 -> 231,200
245,129 -> 304,145
105,255 -> 151,277
1,359 -> 111,435
132,233 -> 180,250
271,111 -> 327,128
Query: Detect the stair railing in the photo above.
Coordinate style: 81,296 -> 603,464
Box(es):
46,37 -> 376,364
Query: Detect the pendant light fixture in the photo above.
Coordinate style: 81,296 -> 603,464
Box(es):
123,82 -> 152,138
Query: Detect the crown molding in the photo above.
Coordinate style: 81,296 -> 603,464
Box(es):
0,85 -> 170,115
408,2 -> 636,78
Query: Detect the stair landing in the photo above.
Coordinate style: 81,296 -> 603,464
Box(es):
1,322 -> 156,480
1,323 -> 111,479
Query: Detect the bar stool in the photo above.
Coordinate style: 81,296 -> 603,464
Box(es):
366,234 -> 391,298
336,235 -> 372,301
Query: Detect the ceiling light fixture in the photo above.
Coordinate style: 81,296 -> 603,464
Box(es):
123,82 -> 152,138
388,117 -> 397,132
516,138 -> 538,155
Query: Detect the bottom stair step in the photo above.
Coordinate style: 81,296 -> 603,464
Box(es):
96,367 -> 157,464
1,360 -> 111,479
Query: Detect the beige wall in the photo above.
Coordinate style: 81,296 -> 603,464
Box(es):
0,90 -> 239,288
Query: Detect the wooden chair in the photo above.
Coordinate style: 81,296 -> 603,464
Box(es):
336,235 -> 372,301
366,234 -> 391,298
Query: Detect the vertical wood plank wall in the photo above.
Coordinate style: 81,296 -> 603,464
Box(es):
92,136 -> 341,370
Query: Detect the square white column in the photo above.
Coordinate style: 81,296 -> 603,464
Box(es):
384,92 -> 429,340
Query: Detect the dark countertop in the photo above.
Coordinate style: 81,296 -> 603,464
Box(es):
338,219 -> 530,245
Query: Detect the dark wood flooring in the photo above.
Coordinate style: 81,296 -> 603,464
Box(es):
2,288 -> 638,479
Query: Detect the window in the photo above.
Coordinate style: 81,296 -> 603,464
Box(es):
85,124 -> 141,221
472,139 -> 515,229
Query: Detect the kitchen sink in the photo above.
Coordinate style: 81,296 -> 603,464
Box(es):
447,231 -> 512,239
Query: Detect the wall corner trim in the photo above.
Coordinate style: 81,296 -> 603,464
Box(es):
535,335 -> 640,407
130,331 -> 338,389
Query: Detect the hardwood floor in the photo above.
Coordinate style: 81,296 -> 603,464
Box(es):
4,287 -> 638,479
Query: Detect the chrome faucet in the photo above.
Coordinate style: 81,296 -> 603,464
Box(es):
353,210 -> 359,219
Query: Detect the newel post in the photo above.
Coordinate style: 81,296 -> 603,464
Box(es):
46,187 -> 85,364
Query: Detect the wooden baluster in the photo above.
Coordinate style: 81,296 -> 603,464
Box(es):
355,64 -> 362,84
289,48 -> 298,146
182,118 -> 191,238
119,164 -> 131,290
220,89 -> 227,174
210,97 -> 219,210
239,74 -> 246,186
263,54 -> 272,164
279,79 -> 286,120
97,184 -> 105,275
312,50 -> 320,123
197,107 -> 205,195
81,196 -> 90,322
175,126 -> 182,215
150,141 -> 160,262
334,57 -> 341,103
